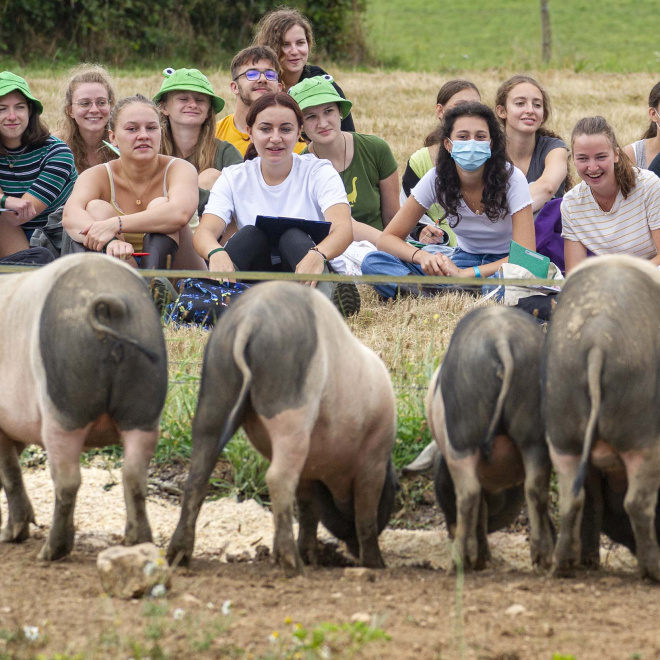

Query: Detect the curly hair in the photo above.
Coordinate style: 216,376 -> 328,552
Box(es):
435,102 -> 512,226
423,79 -> 480,148
252,7 -> 314,62
59,63 -> 116,172
641,81 -> 660,140
572,116 -> 637,199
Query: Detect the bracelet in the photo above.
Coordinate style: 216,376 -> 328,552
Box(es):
309,246 -> 327,261
102,237 -> 119,253
473,265 -> 482,278
117,217 -> 123,235
0,194 -> 6,209
411,248 -> 422,264
207,247 -> 225,260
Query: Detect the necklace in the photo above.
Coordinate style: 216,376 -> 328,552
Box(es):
462,189 -> 484,215
121,162 -> 160,206
5,146 -> 26,170
310,132 -> 347,172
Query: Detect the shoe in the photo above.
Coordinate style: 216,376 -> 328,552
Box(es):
331,282 -> 361,317
151,276 -> 178,315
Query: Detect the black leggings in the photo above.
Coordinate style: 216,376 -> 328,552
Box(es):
69,233 -> 178,269
224,225 -> 315,272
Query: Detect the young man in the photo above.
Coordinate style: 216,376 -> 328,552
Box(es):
216,46 -> 305,155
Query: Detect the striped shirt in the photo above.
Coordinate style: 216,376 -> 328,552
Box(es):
0,136 -> 77,230
561,169 -> 660,259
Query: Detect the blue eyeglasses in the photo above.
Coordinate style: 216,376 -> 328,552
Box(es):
233,68 -> 279,82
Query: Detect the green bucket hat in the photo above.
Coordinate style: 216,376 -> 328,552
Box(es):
0,72 -> 43,114
289,75 -> 352,119
153,68 -> 225,114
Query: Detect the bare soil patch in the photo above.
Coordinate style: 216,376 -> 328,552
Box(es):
0,466 -> 658,659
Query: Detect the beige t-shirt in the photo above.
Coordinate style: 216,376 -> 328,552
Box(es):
561,169 -> 660,258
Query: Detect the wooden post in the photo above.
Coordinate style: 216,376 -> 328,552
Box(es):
540,0 -> 551,64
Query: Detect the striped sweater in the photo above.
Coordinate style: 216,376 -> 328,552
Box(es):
0,136 -> 77,230
561,169 -> 660,259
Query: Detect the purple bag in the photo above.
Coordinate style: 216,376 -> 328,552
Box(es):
534,198 -> 565,273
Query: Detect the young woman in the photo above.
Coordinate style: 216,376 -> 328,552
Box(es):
153,67 -> 242,218
290,75 -> 398,237
253,6 -> 355,131
0,71 -> 77,257
624,81 -> 660,169
55,63 -> 116,173
62,94 -> 201,270
361,102 -> 535,299
495,75 -> 569,213
562,116 -> 660,274
194,92 -> 355,310
400,80 -> 481,246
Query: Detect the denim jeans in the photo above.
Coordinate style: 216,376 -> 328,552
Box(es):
361,246 -> 507,299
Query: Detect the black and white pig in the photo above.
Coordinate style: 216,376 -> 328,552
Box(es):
167,281 -> 398,576
426,306 -> 554,571
0,254 -> 167,560
543,255 -> 660,581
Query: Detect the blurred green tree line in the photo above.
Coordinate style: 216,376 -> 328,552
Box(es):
2,0 -> 367,66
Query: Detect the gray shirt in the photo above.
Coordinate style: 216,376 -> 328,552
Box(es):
526,134 -> 568,198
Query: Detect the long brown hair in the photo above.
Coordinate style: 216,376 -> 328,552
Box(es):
496,74 -> 571,190
641,81 -> 660,139
244,92 -> 303,160
252,7 -> 314,70
59,63 -> 116,172
424,79 -> 480,148
571,116 -> 637,199
158,91 -> 218,172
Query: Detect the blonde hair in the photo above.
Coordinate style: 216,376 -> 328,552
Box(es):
59,63 -> 116,172
158,91 -> 218,171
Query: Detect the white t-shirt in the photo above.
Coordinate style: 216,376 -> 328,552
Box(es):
410,165 -> 532,254
204,153 -> 349,228
561,168 -> 660,259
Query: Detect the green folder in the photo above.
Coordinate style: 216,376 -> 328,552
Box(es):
508,240 -> 550,278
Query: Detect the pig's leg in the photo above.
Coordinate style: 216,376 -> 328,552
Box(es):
121,428 -> 158,546
296,479 -> 320,565
352,459 -> 387,569
447,453 -> 480,571
522,451 -> 554,569
580,465 -> 604,569
262,410 -> 311,577
38,422 -> 87,560
622,448 -> 660,582
550,447 -> 584,577
475,493 -> 490,569
0,436 -> 34,542
167,411 -> 232,566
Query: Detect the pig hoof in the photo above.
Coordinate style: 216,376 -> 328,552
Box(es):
167,547 -> 191,568
580,552 -> 600,570
37,542 -> 67,561
640,563 -> 660,582
0,522 -> 30,543
550,560 -> 577,579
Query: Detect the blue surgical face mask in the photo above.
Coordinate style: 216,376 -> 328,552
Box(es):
449,139 -> 491,171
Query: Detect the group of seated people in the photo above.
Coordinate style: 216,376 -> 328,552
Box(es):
2,5 -> 660,318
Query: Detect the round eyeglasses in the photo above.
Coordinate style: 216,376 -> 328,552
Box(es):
233,69 -> 279,82
72,99 -> 110,109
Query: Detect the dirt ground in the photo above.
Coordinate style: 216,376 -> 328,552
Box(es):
1,467 -> 659,660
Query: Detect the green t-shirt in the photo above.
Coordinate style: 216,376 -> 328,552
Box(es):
305,133 -> 398,231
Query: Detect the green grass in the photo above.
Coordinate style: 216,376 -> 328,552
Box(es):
365,0 -> 660,72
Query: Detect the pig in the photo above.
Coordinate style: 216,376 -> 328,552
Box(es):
543,255 -> 660,580
426,306 -> 554,571
0,253 -> 167,560
167,281 -> 397,576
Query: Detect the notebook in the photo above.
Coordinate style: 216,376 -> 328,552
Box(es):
508,240 -> 550,278
255,215 -> 331,247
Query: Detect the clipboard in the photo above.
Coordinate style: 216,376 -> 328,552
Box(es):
509,240 -> 550,278
255,215 -> 331,247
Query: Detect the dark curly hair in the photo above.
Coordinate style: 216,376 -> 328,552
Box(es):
435,102 -> 512,226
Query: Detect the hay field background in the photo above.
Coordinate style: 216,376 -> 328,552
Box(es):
26,68 -> 660,471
